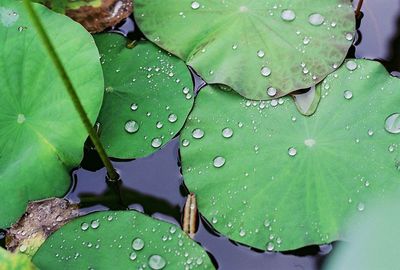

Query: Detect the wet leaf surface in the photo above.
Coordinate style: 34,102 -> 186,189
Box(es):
180,60 -> 400,251
95,33 -> 194,159
134,0 -> 355,99
33,211 -> 215,269
0,247 -> 37,270
0,0 -> 103,228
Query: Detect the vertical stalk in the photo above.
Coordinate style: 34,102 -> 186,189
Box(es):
22,0 -> 119,181
355,0 -> 364,18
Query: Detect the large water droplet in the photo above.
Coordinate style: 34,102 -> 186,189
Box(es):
168,113 -> 177,123
151,137 -> 162,148
132,238 -> 145,251
288,147 -> 297,157
125,120 -> 139,134
81,222 -> 89,231
261,66 -> 271,77
130,103 -> 138,111
222,128 -> 233,138
267,87 -> 277,97
130,252 -> 137,261
90,220 -> 100,229
192,128 -> 204,139
346,61 -> 358,71
191,1 -> 200,10
148,255 -> 166,269
308,13 -> 325,26
343,90 -> 353,100
385,113 -> 400,134
267,242 -> 275,251
182,139 -> 190,147
281,9 -> 296,21
213,156 -> 226,168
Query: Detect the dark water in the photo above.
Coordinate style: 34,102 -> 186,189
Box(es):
2,0 -> 400,269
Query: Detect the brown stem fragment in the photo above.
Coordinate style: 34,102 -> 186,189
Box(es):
183,193 -> 198,238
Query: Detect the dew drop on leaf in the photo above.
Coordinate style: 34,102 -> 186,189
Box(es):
267,87 -> 277,97
261,66 -> 271,77
213,156 -> 226,168
132,238 -> 145,251
90,219 -> 100,229
385,113 -> 400,134
129,251 -> 137,261
191,1 -> 200,10
125,120 -> 139,134
281,9 -> 296,21
343,90 -> 353,100
151,137 -> 163,148
81,222 -> 89,231
148,254 -> 166,270
168,113 -> 178,123
308,13 -> 325,26
222,128 -> 233,138
346,60 -> 358,71
130,103 -> 138,111
192,128 -> 204,139
288,147 -> 297,157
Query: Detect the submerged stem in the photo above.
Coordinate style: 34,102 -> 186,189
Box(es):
355,0 -> 364,18
22,0 -> 119,181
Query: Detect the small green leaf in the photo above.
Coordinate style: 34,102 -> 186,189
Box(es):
33,211 -> 215,269
32,0 -> 102,12
0,0 -> 104,227
180,60 -> 400,251
0,247 -> 38,270
134,0 -> 355,99
94,33 -> 195,159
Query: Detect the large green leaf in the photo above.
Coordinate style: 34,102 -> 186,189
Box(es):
324,196 -> 400,270
94,33 -> 194,159
0,0 -> 104,227
0,247 -> 37,270
33,211 -> 215,269
32,0 -> 101,12
134,0 -> 355,100
180,60 -> 400,251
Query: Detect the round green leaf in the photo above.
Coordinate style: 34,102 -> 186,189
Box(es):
0,1 -> 104,227
134,0 -> 355,100
180,60 -> 400,251
0,247 -> 38,270
33,211 -> 215,269
325,196 -> 400,270
94,33 -> 194,158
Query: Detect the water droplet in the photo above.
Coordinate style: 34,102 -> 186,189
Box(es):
132,238 -> 145,251
357,202 -> 365,211
281,9 -> 296,21
168,113 -> 177,123
267,242 -> 275,251
213,156 -> 226,168
130,252 -> 137,261
182,139 -> 190,147
264,219 -> 271,227
191,1 -> 200,9
346,61 -> 358,71
169,226 -> 177,234
17,113 -> 25,124
388,144 -> 395,152
257,50 -> 265,58
130,103 -> 138,111
90,220 -> 100,229
182,87 -> 190,94
267,87 -> 277,97
345,33 -> 354,41
148,254 -> 166,269
232,44 -> 238,50
288,147 -> 297,157
81,222 -> 89,231
261,66 -> 271,77
222,128 -> 233,138
125,120 -> 139,134
156,122 -> 163,129
385,113 -> 400,134
308,13 -> 325,26
192,128 -> 204,139
343,90 -> 353,100
212,217 -> 218,224
151,137 -> 162,148
19,244 -> 27,253
303,36 -> 310,45
365,180 -> 370,187
368,129 -> 374,136
239,229 -> 246,237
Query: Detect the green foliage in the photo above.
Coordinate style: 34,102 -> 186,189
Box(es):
134,0 -> 355,100
0,247 -> 38,270
32,0 -> 101,12
180,60 -> 400,251
0,0 -> 104,227
33,211 -> 215,269
325,196 -> 400,270
95,33 -> 195,158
